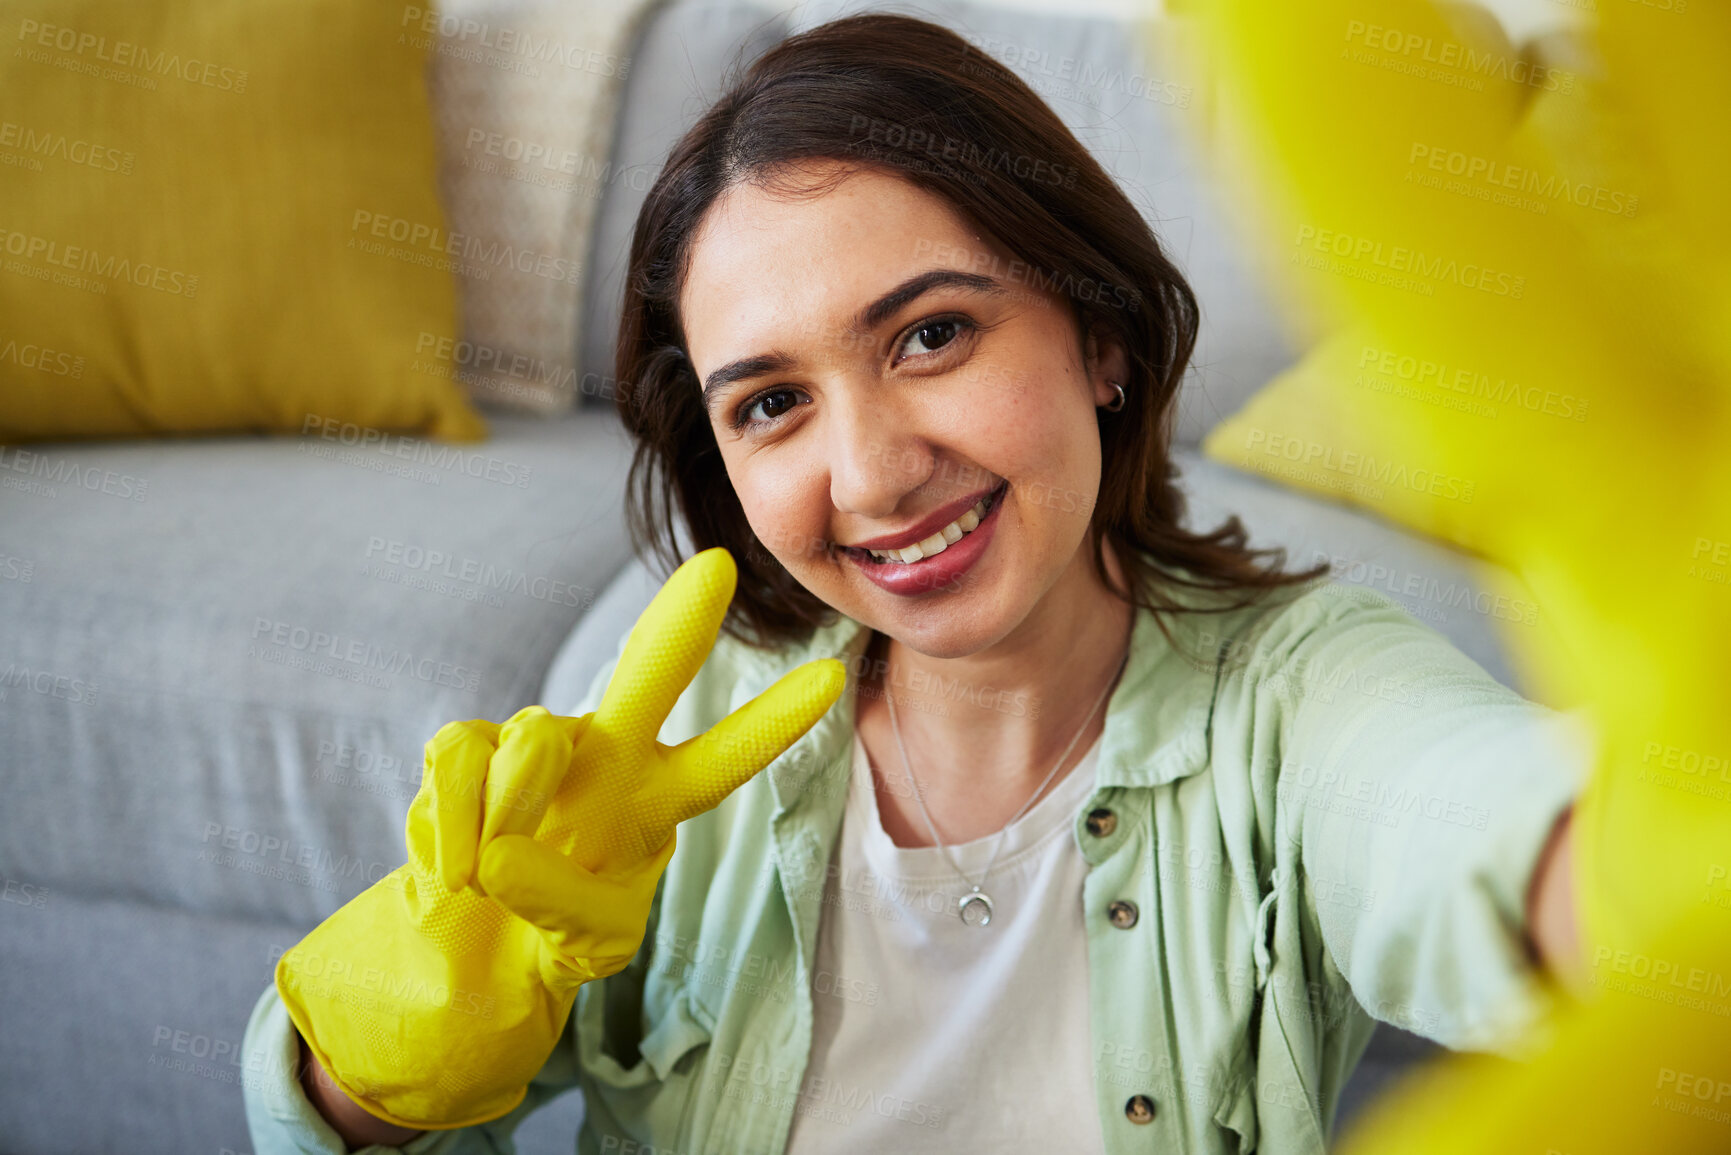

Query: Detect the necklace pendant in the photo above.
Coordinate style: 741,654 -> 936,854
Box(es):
959,888 -> 994,927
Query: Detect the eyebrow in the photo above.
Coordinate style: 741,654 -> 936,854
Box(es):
699,268 -> 1008,410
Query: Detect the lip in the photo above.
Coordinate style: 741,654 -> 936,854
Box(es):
844,482 -> 1005,596
843,483 -> 1000,552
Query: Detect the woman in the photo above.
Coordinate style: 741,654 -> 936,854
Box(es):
243,13 -> 1588,1154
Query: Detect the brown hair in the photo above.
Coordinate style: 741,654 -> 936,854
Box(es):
616,12 -> 1328,649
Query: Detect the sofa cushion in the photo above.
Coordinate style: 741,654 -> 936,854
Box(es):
0,887 -> 587,1155
0,411 -> 634,925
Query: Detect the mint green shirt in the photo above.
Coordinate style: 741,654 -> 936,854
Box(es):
243,575 -> 1586,1155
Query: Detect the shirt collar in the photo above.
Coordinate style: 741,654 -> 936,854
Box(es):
749,583 -> 1227,815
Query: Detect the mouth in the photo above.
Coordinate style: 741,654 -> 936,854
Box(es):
838,480 -> 1006,565
837,480 -> 1008,596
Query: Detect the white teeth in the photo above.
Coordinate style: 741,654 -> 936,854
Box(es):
865,493 -> 994,564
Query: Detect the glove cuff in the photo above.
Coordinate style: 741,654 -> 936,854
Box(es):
275,867 -> 575,1130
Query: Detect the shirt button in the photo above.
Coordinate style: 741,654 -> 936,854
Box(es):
1124,1094 -> 1157,1124
1107,899 -> 1139,929
1084,807 -> 1117,838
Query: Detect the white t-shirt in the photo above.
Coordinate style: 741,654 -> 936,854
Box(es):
783,727 -> 1109,1154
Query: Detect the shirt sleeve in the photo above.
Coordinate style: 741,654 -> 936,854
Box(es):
1250,581 -> 1592,1055
241,652 -> 631,1153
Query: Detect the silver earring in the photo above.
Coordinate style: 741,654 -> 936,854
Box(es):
1102,380 -> 1126,412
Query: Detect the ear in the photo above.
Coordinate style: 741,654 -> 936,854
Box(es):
1083,324 -> 1130,408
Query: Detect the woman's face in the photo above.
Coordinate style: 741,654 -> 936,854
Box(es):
680,162 -> 1125,659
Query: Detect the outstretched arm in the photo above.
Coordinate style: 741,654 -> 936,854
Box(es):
1249,581 -> 1594,1053
1524,804 -> 1585,991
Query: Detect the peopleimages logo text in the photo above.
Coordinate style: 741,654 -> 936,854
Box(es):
300,415 -> 533,488
249,619 -> 481,693
15,18 -> 249,91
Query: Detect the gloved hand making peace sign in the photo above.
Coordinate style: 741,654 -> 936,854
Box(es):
275,548 -> 846,1129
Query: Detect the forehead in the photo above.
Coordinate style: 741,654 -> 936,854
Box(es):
680,165 -> 986,364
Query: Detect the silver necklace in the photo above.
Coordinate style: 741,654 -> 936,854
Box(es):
881,645 -> 1129,927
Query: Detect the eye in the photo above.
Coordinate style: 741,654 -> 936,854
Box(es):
894,316 -> 971,363
733,387 -> 805,429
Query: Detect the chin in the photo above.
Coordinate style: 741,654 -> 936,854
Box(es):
892,621 -> 1017,661
825,560 -> 1034,660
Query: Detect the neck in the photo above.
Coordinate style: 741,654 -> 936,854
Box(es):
856,539 -> 1135,848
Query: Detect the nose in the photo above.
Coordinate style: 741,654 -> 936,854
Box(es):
825,383 -> 932,521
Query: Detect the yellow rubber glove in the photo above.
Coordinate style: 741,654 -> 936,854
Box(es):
274,547 -> 846,1129
1190,0 -> 1731,1151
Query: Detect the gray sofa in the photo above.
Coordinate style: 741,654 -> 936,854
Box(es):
0,1 -> 1546,1151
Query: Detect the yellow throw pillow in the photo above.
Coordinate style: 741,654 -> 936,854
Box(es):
1203,327 -> 1591,555
0,0 -> 485,441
